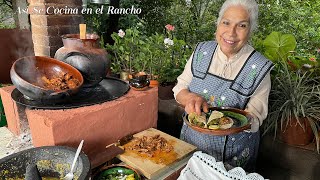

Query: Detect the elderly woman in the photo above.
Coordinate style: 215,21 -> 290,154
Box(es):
173,0 -> 273,172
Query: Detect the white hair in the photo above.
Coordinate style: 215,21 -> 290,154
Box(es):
217,0 -> 259,34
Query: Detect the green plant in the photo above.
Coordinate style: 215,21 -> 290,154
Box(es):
261,32 -> 320,152
157,37 -> 191,84
263,31 -> 297,62
106,28 -> 144,74
106,24 -> 192,84
137,0 -> 173,36
263,61 -> 320,153
142,33 -> 166,79
155,24 -> 192,84
254,1 -> 320,53
0,0 -> 15,29
165,0 -> 223,46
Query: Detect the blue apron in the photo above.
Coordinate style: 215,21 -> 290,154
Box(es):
181,41 -> 273,172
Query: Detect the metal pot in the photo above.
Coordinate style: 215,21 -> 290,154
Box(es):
55,34 -> 110,87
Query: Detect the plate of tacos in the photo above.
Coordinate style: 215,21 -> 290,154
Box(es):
182,107 -> 253,135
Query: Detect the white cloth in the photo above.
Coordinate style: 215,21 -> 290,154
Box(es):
178,151 -> 266,180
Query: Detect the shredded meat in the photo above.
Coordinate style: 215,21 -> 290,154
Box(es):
41,72 -> 80,91
125,134 -> 174,157
219,117 -> 233,125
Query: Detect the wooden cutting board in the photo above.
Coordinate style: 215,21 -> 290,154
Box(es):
117,128 -> 197,179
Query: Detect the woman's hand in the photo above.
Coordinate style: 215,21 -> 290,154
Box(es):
176,89 -> 209,115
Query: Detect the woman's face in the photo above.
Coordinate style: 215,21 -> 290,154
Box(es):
216,5 -> 250,58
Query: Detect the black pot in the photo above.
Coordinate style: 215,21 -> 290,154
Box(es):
0,146 -> 91,179
129,74 -> 150,89
55,34 -> 110,87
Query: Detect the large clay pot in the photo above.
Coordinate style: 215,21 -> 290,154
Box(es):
55,34 -> 110,87
278,118 -> 314,146
10,56 -> 84,102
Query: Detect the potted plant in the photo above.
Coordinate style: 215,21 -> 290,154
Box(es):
140,33 -> 167,87
265,61 -> 320,148
154,24 -> 192,99
106,28 -> 144,80
261,32 -> 320,152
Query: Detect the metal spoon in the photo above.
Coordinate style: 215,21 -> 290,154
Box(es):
63,140 -> 84,180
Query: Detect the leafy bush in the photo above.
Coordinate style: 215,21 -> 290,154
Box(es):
157,37 -> 192,84
106,25 -> 192,83
0,1 -> 15,29
165,0 -> 223,46
106,28 -> 143,73
254,1 -> 320,54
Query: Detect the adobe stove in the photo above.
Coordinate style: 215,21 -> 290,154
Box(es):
11,34 -> 129,109
2,34 -> 158,168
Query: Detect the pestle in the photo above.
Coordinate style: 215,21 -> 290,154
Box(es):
25,164 -> 42,180
79,24 -> 86,39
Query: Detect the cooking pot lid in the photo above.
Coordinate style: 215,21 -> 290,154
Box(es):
11,77 -> 130,109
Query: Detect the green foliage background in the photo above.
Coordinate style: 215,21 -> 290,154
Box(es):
0,0 -> 15,29
253,0 -> 320,54
1,0 -> 319,82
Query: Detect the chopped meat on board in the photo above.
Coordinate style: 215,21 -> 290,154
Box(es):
125,134 -> 174,157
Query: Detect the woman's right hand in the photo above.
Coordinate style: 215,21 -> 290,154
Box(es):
176,89 -> 209,115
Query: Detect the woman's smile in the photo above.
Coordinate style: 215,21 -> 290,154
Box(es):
216,5 -> 250,58
223,39 -> 236,45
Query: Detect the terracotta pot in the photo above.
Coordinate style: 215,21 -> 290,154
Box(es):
149,80 -> 159,87
278,118 -> 314,146
54,34 -> 110,87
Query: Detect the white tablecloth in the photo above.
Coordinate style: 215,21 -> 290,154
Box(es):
178,151 -> 266,180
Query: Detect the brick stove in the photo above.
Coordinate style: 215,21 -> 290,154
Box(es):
0,86 -> 158,167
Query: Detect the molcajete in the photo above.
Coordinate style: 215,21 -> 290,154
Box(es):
55,34 -> 110,87
0,146 -> 91,180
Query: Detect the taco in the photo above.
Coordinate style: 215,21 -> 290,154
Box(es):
188,112 -> 207,128
207,111 -> 224,126
218,116 -> 234,129
207,111 -> 234,129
